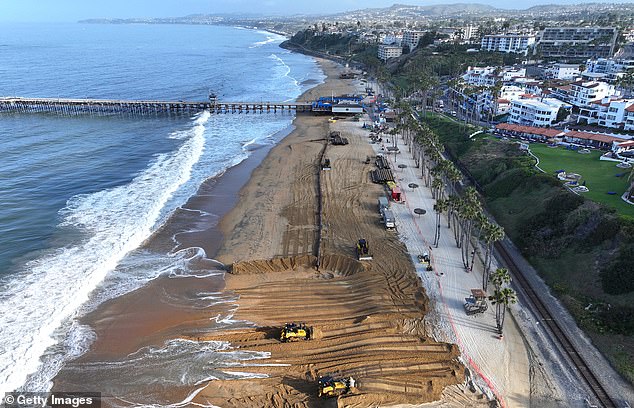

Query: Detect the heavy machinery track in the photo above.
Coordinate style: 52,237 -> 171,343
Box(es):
494,241 -> 618,408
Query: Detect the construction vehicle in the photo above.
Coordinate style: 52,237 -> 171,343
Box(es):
463,289 -> 488,315
318,375 -> 353,398
322,158 -> 331,170
356,239 -> 372,261
418,252 -> 433,271
378,197 -> 389,214
280,323 -> 312,342
381,209 -> 396,229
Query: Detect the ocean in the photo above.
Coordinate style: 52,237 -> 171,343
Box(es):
0,22 -> 324,396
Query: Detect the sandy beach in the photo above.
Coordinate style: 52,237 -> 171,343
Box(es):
53,59 -> 482,407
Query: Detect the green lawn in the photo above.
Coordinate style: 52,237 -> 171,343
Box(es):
529,143 -> 634,217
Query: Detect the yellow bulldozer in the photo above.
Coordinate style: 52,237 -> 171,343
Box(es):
318,375 -> 353,398
280,323 -> 312,342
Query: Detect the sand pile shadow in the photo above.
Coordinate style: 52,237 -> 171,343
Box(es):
229,255 -> 317,274
318,254 -> 366,277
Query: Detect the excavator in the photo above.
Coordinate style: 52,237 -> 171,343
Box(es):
356,239 -> 372,261
318,375 -> 353,398
280,322 -> 312,342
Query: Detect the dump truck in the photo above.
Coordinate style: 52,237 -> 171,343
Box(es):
356,239 -> 372,261
318,375 -> 353,398
280,323 -> 312,342
464,289 -> 488,315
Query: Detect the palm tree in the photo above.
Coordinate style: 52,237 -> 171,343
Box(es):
445,165 -> 463,196
489,288 -> 517,335
433,198 -> 448,247
459,199 -> 480,268
489,267 -> 511,291
446,194 -> 460,230
458,187 -> 482,269
482,222 -> 505,290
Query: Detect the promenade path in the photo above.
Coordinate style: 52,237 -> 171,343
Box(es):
346,117 -> 531,407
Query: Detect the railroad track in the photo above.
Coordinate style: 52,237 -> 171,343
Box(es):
494,241 -> 618,408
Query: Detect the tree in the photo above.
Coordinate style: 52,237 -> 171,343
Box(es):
489,267 -> 511,291
433,199 -> 448,247
458,187 -> 482,269
481,222 -> 505,290
489,287 -> 517,335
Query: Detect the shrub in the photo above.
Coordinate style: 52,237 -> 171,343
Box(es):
600,244 -> 634,295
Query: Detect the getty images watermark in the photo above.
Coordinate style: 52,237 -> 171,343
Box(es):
1,392 -> 100,408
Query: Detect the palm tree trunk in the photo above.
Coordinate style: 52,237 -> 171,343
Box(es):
500,304 -> 507,334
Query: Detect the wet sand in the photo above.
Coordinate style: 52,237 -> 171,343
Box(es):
53,59 -> 475,407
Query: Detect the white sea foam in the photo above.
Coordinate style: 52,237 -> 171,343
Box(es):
0,112 -> 209,394
249,36 -> 277,48
221,371 -> 268,379
269,53 -> 300,100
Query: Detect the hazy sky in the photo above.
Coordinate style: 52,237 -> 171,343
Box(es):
0,0 -> 626,22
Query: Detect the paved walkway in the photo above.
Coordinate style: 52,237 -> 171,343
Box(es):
370,131 -> 531,407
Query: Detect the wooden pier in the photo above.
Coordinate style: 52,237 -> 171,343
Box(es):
0,97 -> 314,115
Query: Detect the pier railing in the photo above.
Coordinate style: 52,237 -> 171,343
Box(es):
0,97 -> 314,115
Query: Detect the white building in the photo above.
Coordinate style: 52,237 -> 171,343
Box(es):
499,84 -> 526,101
545,63 -> 580,80
501,68 -> 526,82
378,44 -> 403,61
585,57 -> 634,82
402,30 -> 427,50
569,81 -> 618,107
462,25 -> 478,42
509,97 -> 569,127
624,106 -> 634,131
463,66 -> 497,87
578,97 -> 634,129
481,34 -> 536,55
381,33 -> 403,46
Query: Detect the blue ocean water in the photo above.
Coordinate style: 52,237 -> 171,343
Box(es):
0,23 -> 324,393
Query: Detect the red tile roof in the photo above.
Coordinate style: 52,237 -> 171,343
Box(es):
617,140 -> 634,147
625,105 -> 634,112
563,131 -> 623,144
497,98 -> 511,103
495,123 -> 563,137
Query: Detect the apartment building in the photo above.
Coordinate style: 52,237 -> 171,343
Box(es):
577,97 -> 634,128
402,30 -> 427,50
463,66 -> 497,87
481,34 -> 536,55
545,63 -> 581,80
536,27 -> 618,60
620,105 -> 634,131
509,97 -> 568,127
378,44 -> 403,61
585,57 -> 634,82
569,80 -> 617,107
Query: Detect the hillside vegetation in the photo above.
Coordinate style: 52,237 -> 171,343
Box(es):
424,113 -> 634,383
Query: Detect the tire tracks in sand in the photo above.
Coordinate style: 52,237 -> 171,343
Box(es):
196,113 -> 484,407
